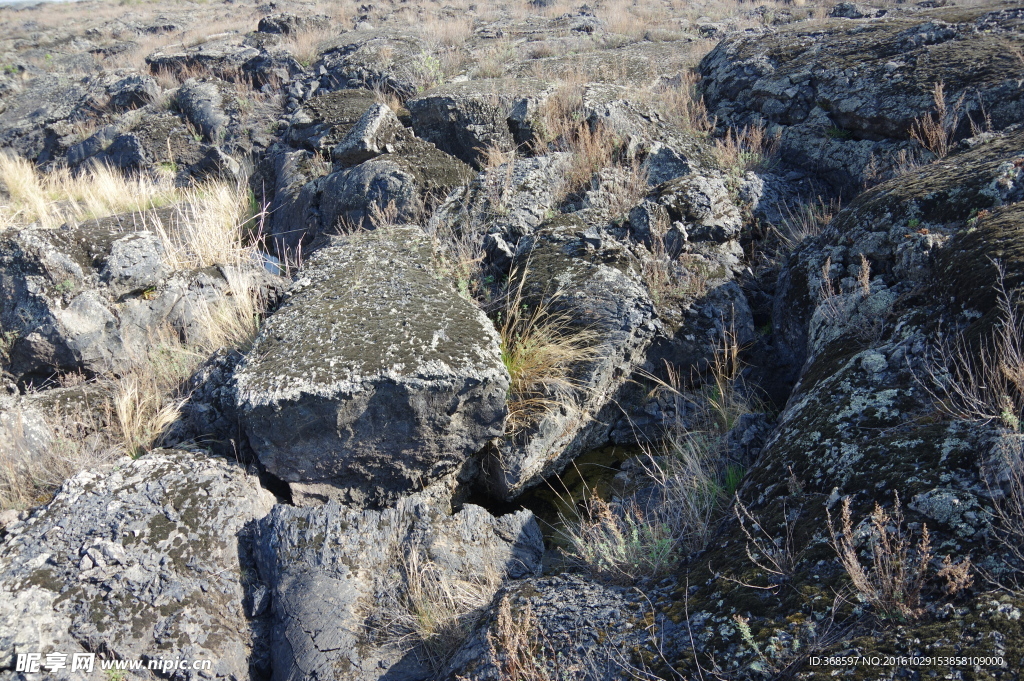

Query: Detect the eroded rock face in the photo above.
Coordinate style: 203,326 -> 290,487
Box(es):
236,226 -> 509,507
484,215 -> 658,500
699,4 -> 1024,192
665,128 -> 1024,676
255,494 -> 543,681
0,210 -> 283,382
0,450 -> 275,680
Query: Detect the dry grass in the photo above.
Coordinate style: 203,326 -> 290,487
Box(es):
0,154 -> 179,231
499,265 -> 599,434
649,70 -> 714,136
827,493 -> 932,622
923,261 -> 1024,431
152,183 -> 260,269
560,328 -> 753,580
984,436 -> 1024,587
375,546 -> 501,673
487,595 -> 553,681
282,26 -> 335,67
910,82 -> 964,160
713,123 -> 781,178
0,400 -> 116,511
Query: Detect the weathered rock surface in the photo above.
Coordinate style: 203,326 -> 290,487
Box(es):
407,78 -> 552,167
254,495 -> 543,680
665,127 -> 1024,678
236,226 -> 509,507
0,210 -> 283,382
263,95 -> 474,253
0,450 -> 275,680
700,4 -> 1024,191
484,215 -> 658,500
443,574 -> 652,681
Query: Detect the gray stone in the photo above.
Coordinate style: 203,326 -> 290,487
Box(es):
443,574 -> 650,681
100,230 -> 168,294
236,226 -> 509,507
255,494 -> 543,681
257,13 -> 331,35
0,450 -> 275,680
176,79 -> 229,143
107,74 -> 160,111
483,216 -> 658,500
331,102 -> 406,165
407,79 -> 551,167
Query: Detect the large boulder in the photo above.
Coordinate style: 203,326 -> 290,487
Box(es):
0,450 -> 275,680
235,226 -> 509,507
699,3 -> 1024,192
254,495 -> 543,680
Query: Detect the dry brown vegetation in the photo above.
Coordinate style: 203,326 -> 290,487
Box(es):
0,158 -> 266,510
826,493 -> 974,622
559,326 -> 754,580
498,267 -> 599,434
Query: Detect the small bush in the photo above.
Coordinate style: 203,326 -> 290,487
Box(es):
827,493 -> 931,622
559,326 -> 754,580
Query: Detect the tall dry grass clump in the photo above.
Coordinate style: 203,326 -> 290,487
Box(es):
498,265 -> 599,434
909,82 -> 964,160
713,123 -> 781,178
0,154 -> 178,230
374,546 -> 501,673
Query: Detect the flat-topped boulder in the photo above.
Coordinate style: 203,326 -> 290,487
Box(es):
235,226 -> 509,507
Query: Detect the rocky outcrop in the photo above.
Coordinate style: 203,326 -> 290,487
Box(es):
255,495 -> 543,680
665,127 -> 1024,678
0,450 -> 275,680
264,95 -> 474,253
484,215 -> 658,500
0,210 -> 282,382
699,4 -> 1024,192
236,226 -> 509,507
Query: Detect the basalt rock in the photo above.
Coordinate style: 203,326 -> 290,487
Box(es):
254,495 -> 543,680
0,451 -> 275,680
235,226 -> 509,507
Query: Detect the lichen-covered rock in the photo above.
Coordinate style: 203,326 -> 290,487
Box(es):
699,3 -> 1024,192
317,33 -> 432,97
443,574 -> 652,681
0,450 -> 275,680
407,78 -> 551,167
254,495 -> 543,681
235,226 -> 509,507
662,127 -> 1024,679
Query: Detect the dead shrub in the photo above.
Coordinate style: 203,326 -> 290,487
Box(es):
827,493 -> 932,622
910,82 -> 964,160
